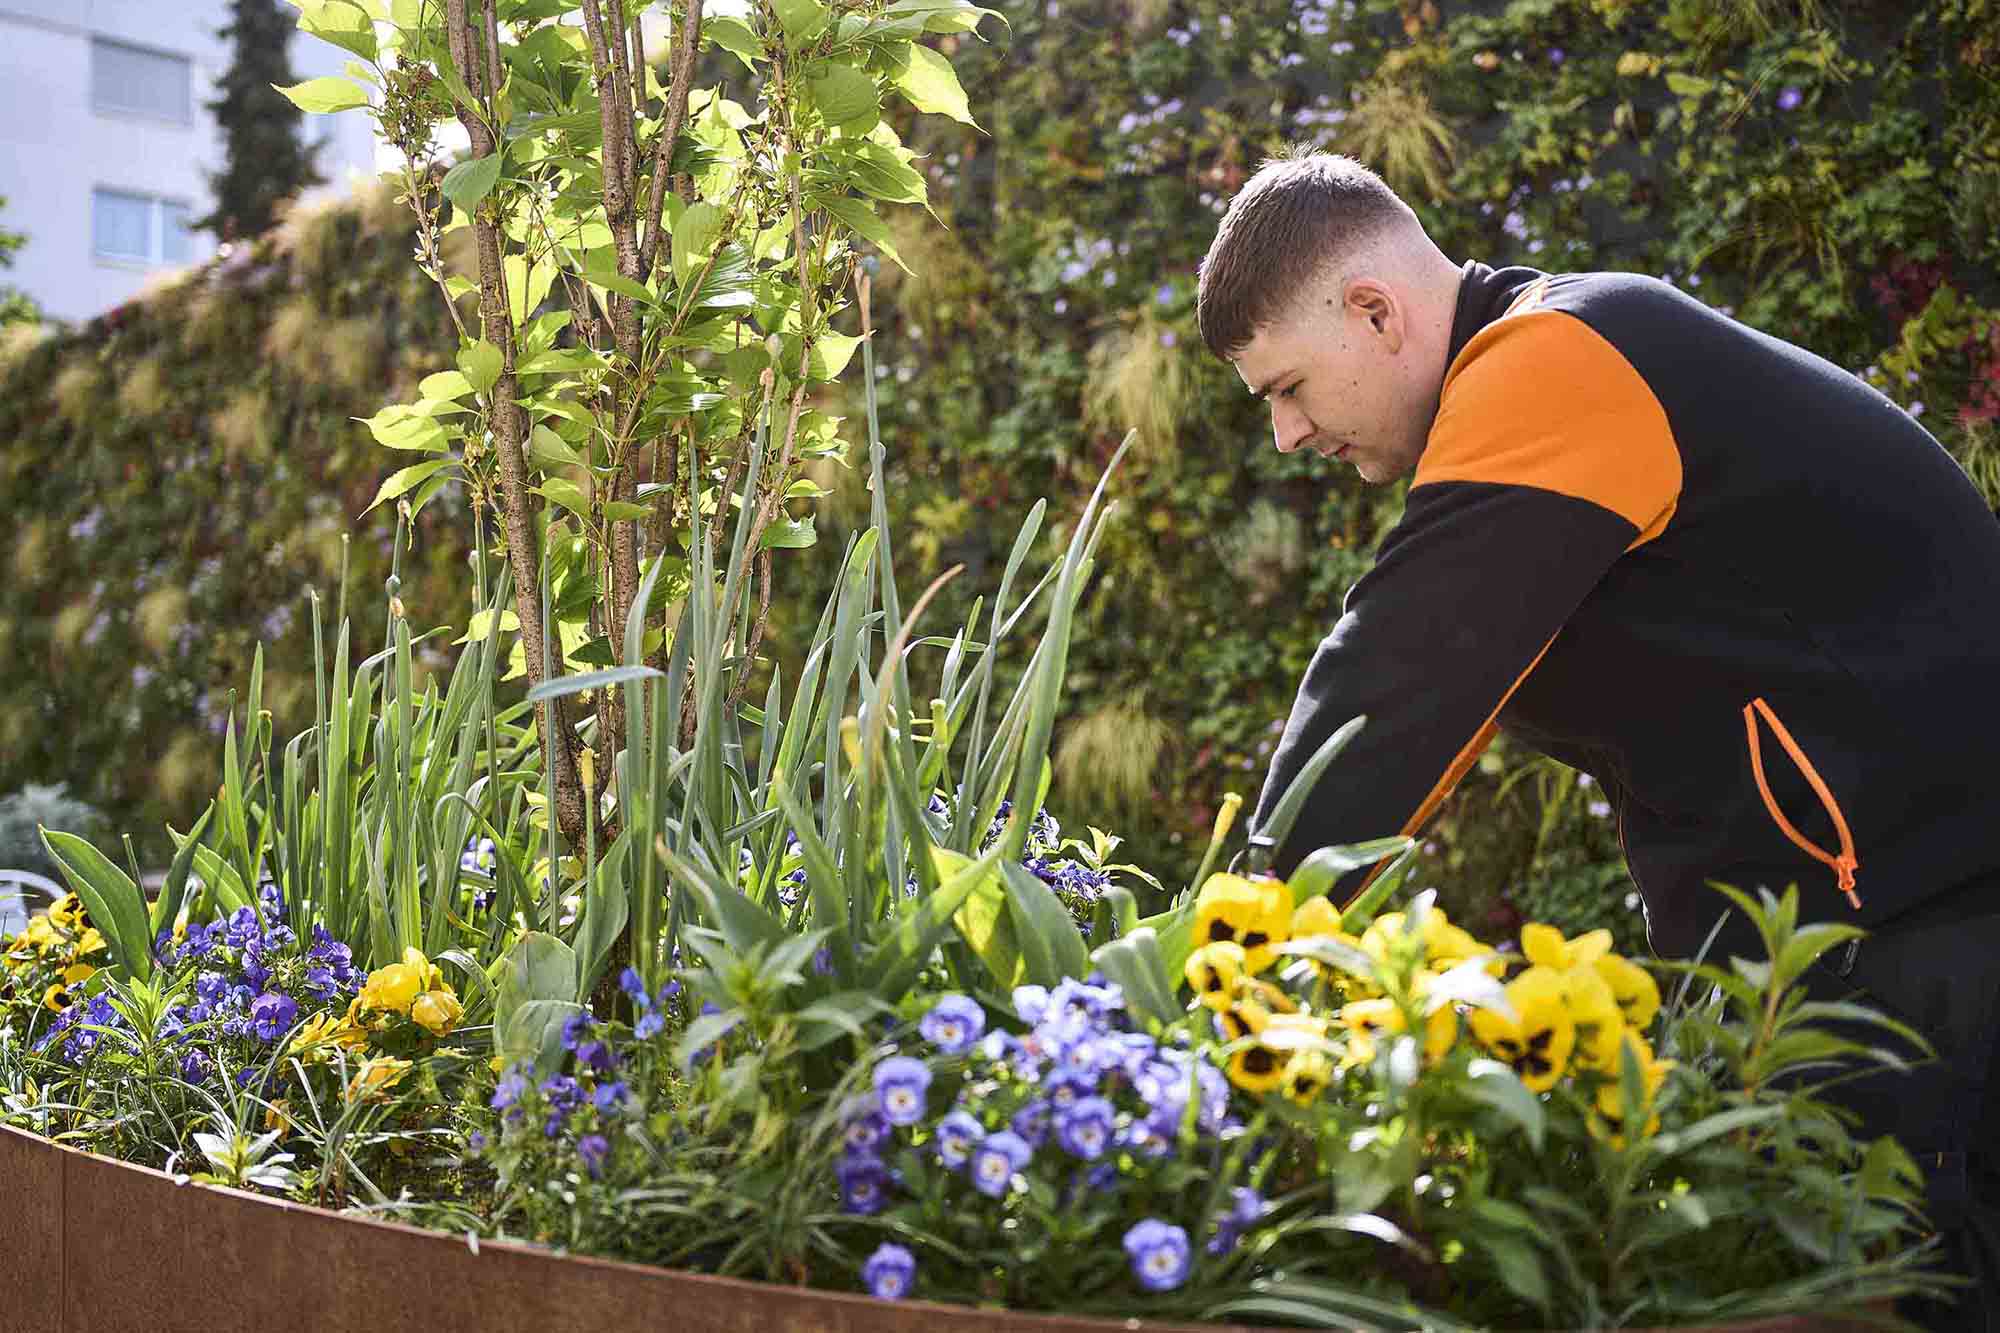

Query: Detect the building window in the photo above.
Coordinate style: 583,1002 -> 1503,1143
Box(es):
90,37 -> 192,124
93,189 -> 194,265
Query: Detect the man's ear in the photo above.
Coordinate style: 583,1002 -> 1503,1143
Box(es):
1345,279 -> 1405,352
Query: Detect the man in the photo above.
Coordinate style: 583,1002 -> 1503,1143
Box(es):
1198,149 -> 2000,1327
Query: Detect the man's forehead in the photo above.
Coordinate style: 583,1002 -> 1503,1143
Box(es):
1232,328 -> 1292,399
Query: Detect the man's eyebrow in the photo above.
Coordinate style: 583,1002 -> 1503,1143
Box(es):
1247,370 -> 1289,402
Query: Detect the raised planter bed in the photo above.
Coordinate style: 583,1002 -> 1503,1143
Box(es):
0,1122 -> 1883,1333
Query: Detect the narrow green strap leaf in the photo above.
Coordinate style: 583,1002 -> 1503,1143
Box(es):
39,829 -> 154,982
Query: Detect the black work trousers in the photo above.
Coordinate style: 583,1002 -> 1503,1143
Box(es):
1796,885 -> 2000,1332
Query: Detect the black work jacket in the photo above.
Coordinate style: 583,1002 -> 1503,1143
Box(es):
1251,261 -> 2000,958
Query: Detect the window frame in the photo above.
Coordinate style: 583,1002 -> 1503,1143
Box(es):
91,188 -> 196,268
88,34 -> 195,127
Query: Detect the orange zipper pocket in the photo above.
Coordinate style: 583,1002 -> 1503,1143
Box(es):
1742,697 -> 1861,910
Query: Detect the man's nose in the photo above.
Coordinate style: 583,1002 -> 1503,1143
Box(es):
1271,402 -> 1310,454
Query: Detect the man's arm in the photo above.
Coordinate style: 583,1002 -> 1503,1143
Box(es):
1250,308 -> 1682,882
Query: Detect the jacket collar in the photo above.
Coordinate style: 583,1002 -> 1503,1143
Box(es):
1445,260 -> 1551,370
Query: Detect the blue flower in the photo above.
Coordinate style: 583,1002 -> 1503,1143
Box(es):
1777,85 -> 1803,111
592,1081 -> 628,1113
574,1040 -> 617,1074
540,1074 -> 585,1137
1123,1219 -> 1191,1292
1010,1100 -> 1052,1150
577,1133 -> 610,1180
837,1154 -> 894,1214
634,1009 -> 666,1041
874,1056 -> 932,1127
1208,1185 -> 1266,1254
619,967 -> 649,1004
1012,984 -> 1051,1025
1056,1096 -> 1116,1161
918,994 -> 986,1054
178,1049 -> 212,1083
933,1110 -> 985,1168
491,1071 -> 530,1113
561,1012 -> 595,1052
861,1242 -> 916,1300
248,992 -> 298,1043
1045,1067 -> 1096,1109
844,1110 -> 891,1156
969,1130 -> 1031,1198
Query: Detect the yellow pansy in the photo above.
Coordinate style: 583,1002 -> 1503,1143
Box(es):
1290,896 -> 1342,938
410,988 -> 463,1036
358,961 -> 423,1015
1521,923 -> 1613,972
264,1099 -> 297,1135
1563,965 -> 1626,1076
1468,965 -> 1576,1092
48,894 -> 85,929
291,1010 -> 369,1063
1589,1030 -> 1675,1148
1226,1041 -> 1288,1094
1595,953 -> 1661,1030
42,982 -> 71,1012
346,1055 -> 412,1102
1184,941 -> 1249,1011
1215,996 -> 1273,1042
1341,995 -> 1457,1066
61,962 -> 96,987
1191,873 -> 1292,973
75,928 -> 106,957
1283,1048 -> 1334,1105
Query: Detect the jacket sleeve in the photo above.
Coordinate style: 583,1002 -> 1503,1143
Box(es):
1249,308 -> 1683,884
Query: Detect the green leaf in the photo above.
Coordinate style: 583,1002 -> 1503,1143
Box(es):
883,0 -> 1001,34
774,0 -> 831,44
365,459 -> 455,513
808,61 -> 880,129
419,369 -> 475,401
459,339 -> 504,396
150,806 -> 213,940
704,15 -> 762,69
1088,927 -> 1181,1027
1464,1059 -> 1546,1150
819,195 -> 911,273
528,424 -> 583,471
359,403 -> 448,452
441,152 -> 503,210
536,477 -> 589,517
840,141 -> 928,204
39,829 -> 154,982
505,252 -> 555,328
524,665 -> 664,703
809,330 -> 861,380
1665,72 -> 1714,97
1285,836 -> 1412,906
672,202 -> 724,286
761,513 -> 817,550
273,76 -> 371,114
889,43 -> 975,125
298,0 -> 379,61
1000,861 -> 1090,986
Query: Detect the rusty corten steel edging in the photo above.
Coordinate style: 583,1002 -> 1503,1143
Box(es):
0,1122 -> 63,1332
0,1121 -> 1258,1333
0,1122 -> 1885,1333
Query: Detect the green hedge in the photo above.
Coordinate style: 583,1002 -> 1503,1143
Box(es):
0,185 -> 474,861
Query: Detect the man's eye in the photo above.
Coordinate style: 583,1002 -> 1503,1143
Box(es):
1278,383 -> 1298,399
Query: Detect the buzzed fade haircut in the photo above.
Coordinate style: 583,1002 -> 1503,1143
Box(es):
1196,149 -> 1410,360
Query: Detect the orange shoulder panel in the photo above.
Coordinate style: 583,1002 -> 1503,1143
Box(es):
1416,309 -> 1682,548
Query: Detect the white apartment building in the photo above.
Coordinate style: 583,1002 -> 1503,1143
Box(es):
0,1 -> 379,323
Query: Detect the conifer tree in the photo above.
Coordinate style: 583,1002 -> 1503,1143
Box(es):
198,0 -> 323,240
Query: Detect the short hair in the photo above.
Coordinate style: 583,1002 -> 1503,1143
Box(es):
1197,150 -> 1410,359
